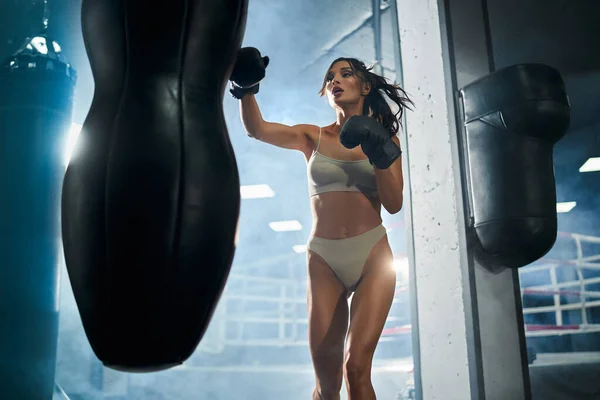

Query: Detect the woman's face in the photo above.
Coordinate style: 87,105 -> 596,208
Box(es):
324,61 -> 369,109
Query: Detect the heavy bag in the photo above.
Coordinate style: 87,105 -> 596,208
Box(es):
61,0 -> 247,372
459,64 -> 570,268
0,33 -> 76,398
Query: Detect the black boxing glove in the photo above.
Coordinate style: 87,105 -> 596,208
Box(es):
340,115 -> 402,169
229,47 -> 270,99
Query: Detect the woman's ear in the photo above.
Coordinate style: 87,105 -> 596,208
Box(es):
361,81 -> 372,96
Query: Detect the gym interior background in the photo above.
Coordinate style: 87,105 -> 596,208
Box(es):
0,0 -> 598,399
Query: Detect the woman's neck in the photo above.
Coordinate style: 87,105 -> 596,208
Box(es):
335,104 -> 363,130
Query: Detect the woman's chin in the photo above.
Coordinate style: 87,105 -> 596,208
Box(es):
330,97 -> 355,108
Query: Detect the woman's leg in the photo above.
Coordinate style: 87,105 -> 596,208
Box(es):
343,236 -> 396,400
307,250 -> 349,400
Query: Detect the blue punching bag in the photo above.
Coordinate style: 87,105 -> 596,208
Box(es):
0,30 -> 77,398
460,64 -> 570,268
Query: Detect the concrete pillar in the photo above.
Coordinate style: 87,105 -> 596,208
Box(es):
395,0 -> 530,398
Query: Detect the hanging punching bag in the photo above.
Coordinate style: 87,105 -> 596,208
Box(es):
0,33 -> 77,398
460,64 -> 570,269
61,0 -> 247,372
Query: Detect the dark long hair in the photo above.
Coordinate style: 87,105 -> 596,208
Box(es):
319,57 -> 413,136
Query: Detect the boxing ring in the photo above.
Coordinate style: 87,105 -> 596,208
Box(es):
198,259 -> 413,352
186,230 -> 600,400
180,256 -> 414,399
520,231 -> 600,338
199,230 -> 600,355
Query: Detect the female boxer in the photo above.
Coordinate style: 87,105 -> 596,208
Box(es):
230,48 -> 412,400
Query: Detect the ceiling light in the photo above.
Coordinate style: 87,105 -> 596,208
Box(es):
240,184 -> 275,199
269,220 -> 303,232
293,244 -> 307,253
579,157 -> 600,173
556,202 -> 576,213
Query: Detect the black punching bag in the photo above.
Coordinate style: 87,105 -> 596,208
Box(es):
61,0 -> 247,372
460,64 -> 570,268
0,33 -> 76,397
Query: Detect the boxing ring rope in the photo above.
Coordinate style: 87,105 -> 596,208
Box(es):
517,231 -> 600,337
53,382 -> 71,400
520,232 -> 600,335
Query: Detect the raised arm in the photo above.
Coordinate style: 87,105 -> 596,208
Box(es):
239,94 -> 312,153
230,47 -> 313,154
